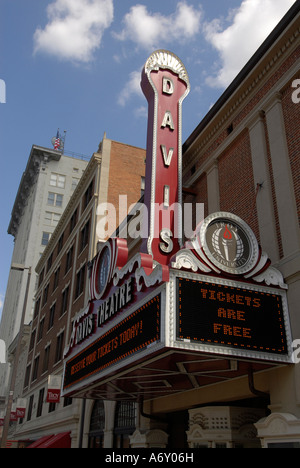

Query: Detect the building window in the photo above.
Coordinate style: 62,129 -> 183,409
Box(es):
55,331 -> 64,363
47,253 -> 53,272
53,266 -> 60,292
75,264 -> 86,299
65,246 -> 74,274
42,284 -> 49,307
42,232 -> 51,246
50,173 -> 66,188
38,268 -> 45,288
48,303 -> 56,330
48,402 -> 56,413
38,317 -> 45,342
70,209 -> 78,233
63,397 -> 73,408
37,388 -> 45,417
34,297 -> 41,319
72,178 -> 79,191
42,345 -> 50,374
48,192 -> 63,207
24,364 -> 31,389
27,395 -> 34,421
32,356 -> 40,382
45,211 -> 61,226
80,220 -> 90,252
29,329 -> 36,351
84,180 -> 94,209
57,233 -> 64,254
88,401 -> 105,449
113,401 -> 136,448
61,286 -> 69,317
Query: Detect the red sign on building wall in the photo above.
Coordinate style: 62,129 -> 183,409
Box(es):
141,50 -> 190,265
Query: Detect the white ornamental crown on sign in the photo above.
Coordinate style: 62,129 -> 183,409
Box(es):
144,50 -> 189,84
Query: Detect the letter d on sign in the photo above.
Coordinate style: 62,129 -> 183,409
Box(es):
0,339 -> 6,363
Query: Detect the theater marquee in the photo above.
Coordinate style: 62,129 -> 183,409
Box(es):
62,51 -> 293,402
64,294 -> 161,392
173,273 -> 289,360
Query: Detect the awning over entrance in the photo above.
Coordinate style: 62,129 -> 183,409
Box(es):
63,268 -> 292,403
27,432 -> 71,449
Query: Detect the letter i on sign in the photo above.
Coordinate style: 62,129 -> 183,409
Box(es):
141,50 -> 190,265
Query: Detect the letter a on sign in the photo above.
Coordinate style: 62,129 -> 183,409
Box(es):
141,50 -> 190,265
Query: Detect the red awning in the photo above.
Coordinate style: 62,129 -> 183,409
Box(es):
27,432 -> 71,449
27,435 -> 54,448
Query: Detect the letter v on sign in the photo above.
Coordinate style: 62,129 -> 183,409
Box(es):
161,145 -> 174,167
141,50 -> 190,265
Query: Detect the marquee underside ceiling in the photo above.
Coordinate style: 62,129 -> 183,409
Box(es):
66,348 -> 276,403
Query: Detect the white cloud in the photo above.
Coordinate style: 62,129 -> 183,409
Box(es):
134,106 -> 148,119
114,2 -> 202,50
118,70 -> 143,107
204,0 -> 296,88
33,0 -> 114,63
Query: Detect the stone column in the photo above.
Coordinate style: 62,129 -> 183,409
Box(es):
264,93 -> 300,260
206,161 -> 220,214
247,111 -> 280,264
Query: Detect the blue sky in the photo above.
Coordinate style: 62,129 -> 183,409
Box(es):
0,0 -> 296,318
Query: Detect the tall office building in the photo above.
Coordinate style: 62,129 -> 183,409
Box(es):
0,145 -> 88,398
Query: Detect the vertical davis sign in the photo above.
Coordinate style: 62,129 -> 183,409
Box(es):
141,50 -> 190,265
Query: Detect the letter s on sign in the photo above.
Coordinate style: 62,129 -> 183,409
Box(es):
292,339 -> 300,364
159,228 -> 173,254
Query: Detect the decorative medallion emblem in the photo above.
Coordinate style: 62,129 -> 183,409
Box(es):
200,212 -> 259,275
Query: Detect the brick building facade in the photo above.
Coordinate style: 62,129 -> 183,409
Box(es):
12,137 -> 145,445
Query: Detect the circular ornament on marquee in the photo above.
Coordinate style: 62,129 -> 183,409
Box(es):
90,238 -> 128,301
96,244 -> 111,298
199,212 -> 259,275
